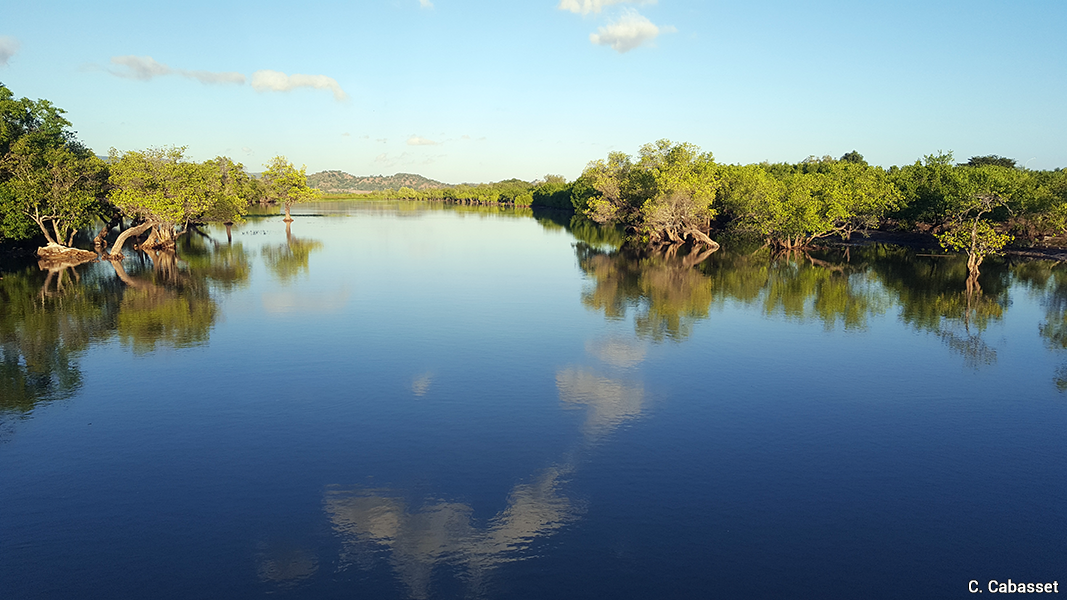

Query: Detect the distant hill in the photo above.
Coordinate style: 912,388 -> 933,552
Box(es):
307,170 -> 451,193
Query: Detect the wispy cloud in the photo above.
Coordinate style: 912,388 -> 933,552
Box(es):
558,0 -> 655,15
105,56 -> 347,101
589,9 -> 673,53
0,36 -> 20,67
110,55 -> 245,84
407,135 -> 438,146
184,69 -> 247,85
375,151 -> 441,168
375,152 -> 410,168
251,70 -> 348,101
419,0 -> 434,8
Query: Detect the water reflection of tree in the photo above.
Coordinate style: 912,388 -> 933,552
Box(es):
177,228 -> 252,293
0,241 -> 238,427
577,243 -> 716,342
0,263 -> 116,416
110,231 -> 249,354
107,250 -> 220,354
865,245 -> 1009,368
262,223 -> 322,284
578,242 -> 890,340
535,212 -> 626,251
1013,260 -> 1067,389
754,250 -> 884,330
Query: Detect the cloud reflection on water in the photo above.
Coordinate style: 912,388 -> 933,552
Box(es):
324,466 -> 577,599
321,336 -> 648,597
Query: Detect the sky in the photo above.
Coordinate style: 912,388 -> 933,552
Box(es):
2,0 -> 1065,183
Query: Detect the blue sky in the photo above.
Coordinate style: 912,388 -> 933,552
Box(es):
2,0 -> 1064,182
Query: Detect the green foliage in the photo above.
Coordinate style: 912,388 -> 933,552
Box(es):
531,175 -> 573,209
840,150 -> 867,165
936,221 -> 1013,269
721,162 -> 901,248
263,156 -> 319,207
963,155 -> 1017,169
927,164 -> 1021,271
576,140 -> 722,246
3,143 -> 107,245
1016,169 -> 1067,238
108,147 -> 247,246
0,82 -> 107,245
889,151 -> 962,224
202,156 -> 253,223
0,182 -> 37,241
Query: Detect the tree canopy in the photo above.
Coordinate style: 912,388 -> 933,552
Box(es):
0,83 -> 108,249
107,146 -> 248,255
261,156 -> 318,221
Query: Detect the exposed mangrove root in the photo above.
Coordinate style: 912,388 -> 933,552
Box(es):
36,243 -> 98,267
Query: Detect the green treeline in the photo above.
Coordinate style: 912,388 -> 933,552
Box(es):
0,83 -> 317,260
349,141 -> 1067,274
3,81 -> 1067,268
349,174 -> 574,211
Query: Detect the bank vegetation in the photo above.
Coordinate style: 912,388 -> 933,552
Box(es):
3,82 -> 1066,277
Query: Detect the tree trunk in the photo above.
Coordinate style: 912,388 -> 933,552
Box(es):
684,229 -> 720,250
108,222 -> 157,260
141,227 -> 161,249
33,217 -> 59,246
283,202 -> 294,222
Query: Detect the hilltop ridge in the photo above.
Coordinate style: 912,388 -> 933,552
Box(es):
307,171 -> 450,193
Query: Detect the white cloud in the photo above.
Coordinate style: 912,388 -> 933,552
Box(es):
558,0 -> 654,15
105,57 -> 347,101
110,55 -> 170,80
251,70 -> 348,101
182,69 -> 246,85
589,10 -> 673,53
0,36 -> 20,67
109,55 -> 245,84
419,0 -> 434,8
407,136 -> 437,146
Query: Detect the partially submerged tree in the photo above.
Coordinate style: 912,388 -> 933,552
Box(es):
577,140 -> 721,249
0,83 -> 107,260
3,142 -> 106,251
107,147 -> 248,257
262,156 -> 318,222
935,165 -> 1019,277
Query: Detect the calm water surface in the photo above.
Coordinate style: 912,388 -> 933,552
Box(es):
1,202 -> 1065,599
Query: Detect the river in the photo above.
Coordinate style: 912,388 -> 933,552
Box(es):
1,202 -> 1064,599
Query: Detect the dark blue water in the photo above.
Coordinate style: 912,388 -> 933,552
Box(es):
1,202 -> 1064,599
